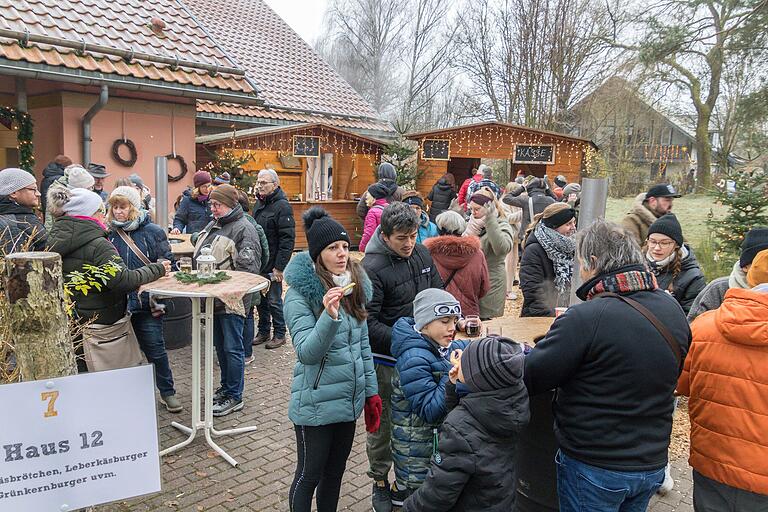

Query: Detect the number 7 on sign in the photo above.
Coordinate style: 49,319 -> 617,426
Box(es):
41,391 -> 60,418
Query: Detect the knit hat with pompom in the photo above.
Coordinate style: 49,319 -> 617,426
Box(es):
304,207 -> 350,262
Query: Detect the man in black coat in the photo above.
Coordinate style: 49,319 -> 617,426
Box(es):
523,220 -> 690,512
0,167 -> 47,253
363,202 -> 443,511
39,155 -> 72,213
251,169 -> 295,349
505,177 -> 556,241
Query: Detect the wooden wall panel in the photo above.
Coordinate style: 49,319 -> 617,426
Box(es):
290,201 -> 362,250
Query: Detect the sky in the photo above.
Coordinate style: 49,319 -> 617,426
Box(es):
263,0 -> 329,46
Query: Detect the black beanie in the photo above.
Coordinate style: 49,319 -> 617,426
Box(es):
647,213 -> 683,247
740,227 -> 768,268
368,182 -> 390,200
404,195 -> 424,208
303,207 -> 351,262
461,337 -> 524,392
542,207 -> 576,229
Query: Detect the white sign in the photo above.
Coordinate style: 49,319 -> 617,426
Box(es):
0,365 -> 161,511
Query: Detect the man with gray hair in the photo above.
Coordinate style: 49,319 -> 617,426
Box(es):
251,168 -> 295,349
522,219 -> 690,512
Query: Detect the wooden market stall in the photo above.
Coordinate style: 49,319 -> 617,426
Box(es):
197,123 -> 387,249
406,121 -> 598,196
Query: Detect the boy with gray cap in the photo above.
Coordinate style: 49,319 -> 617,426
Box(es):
389,288 -> 469,508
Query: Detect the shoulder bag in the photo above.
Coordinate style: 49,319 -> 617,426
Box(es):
82,313 -> 144,372
116,228 -> 167,317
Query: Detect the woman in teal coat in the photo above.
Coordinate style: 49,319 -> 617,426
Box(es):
284,207 -> 381,512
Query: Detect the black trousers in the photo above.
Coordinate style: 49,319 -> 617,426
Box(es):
693,470 -> 768,512
290,421 -> 356,512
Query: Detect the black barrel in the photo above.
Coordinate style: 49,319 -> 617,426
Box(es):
163,297 -> 192,350
515,391 -> 559,512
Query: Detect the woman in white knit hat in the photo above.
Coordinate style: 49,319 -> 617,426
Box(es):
48,187 -> 170,373
106,186 -> 181,412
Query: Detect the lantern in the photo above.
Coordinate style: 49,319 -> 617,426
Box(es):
197,246 -> 217,279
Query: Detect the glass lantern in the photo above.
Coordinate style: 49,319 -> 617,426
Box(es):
197,246 -> 217,279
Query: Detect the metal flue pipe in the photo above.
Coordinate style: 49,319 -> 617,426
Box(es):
82,85 -> 108,167
569,178 -> 609,306
155,156 -> 169,232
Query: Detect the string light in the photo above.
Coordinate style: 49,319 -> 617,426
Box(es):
0,107 -> 34,173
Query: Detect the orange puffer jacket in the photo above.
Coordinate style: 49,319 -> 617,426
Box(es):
678,288 -> 768,494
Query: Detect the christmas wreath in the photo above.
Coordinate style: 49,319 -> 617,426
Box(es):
174,271 -> 231,286
111,138 -> 138,167
166,153 -> 188,182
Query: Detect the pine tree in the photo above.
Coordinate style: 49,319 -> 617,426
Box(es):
381,138 -> 421,188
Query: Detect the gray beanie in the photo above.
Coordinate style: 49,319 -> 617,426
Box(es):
461,336 -> 524,392
0,167 -> 36,196
63,188 -> 105,217
413,288 -> 462,331
562,183 -> 581,197
377,162 -> 397,182
65,165 -> 95,190
109,186 -> 142,211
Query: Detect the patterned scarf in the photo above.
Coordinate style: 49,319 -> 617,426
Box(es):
534,222 -> 575,293
586,269 -> 658,300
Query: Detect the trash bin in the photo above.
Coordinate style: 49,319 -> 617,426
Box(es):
515,391 -> 559,512
163,297 -> 192,350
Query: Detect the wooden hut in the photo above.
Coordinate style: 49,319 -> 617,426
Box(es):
197,123 -> 386,249
406,121 -> 597,196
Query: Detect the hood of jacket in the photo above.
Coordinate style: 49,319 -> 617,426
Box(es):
364,225 -> 398,258
424,235 -> 481,271
459,385 -> 530,438
418,211 -> 431,228
715,288 -> 768,347
628,192 -> 658,225
48,215 -> 107,257
283,250 -> 373,309
258,186 -> 288,206
42,161 -> 66,179
216,204 -> 244,226
390,317 -> 441,359
680,245 -> 701,272
435,179 -> 454,192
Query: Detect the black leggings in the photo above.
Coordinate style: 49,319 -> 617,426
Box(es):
290,421 -> 356,512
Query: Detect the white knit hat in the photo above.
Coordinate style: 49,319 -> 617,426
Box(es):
109,185 -> 142,211
0,167 -> 36,196
62,188 -> 105,217
65,165 -> 95,190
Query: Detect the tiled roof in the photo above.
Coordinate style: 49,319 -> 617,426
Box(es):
197,101 -> 393,133
181,0 -> 390,126
0,0 -> 254,95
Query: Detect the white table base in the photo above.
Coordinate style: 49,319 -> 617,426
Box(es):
159,296 -> 257,466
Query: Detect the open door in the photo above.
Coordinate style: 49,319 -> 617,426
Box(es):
447,157 -> 481,185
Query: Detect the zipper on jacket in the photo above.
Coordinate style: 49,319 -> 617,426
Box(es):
313,356 -> 327,390
349,332 -> 357,417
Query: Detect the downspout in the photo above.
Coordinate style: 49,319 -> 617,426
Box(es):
15,77 -> 27,112
82,85 -> 108,167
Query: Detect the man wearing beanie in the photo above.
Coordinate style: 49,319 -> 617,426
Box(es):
688,226 -> 768,321
172,171 -> 213,235
193,183 -> 262,416
357,162 -> 404,220
402,192 -> 438,244
622,183 -> 681,244
680,247 -> 768,510
40,154 -> 73,213
389,288 -> 469,508
405,336 -> 530,512
0,167 -> 47,252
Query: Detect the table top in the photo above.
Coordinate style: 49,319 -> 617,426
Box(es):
169,234 -> 195,256
140,270 -> 270,299
462,316 -> 555,344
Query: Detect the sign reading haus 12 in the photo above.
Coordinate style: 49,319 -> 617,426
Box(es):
0,365 -> 161,512
513,144 -> 555,165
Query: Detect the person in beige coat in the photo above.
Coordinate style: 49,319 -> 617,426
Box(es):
621,184 -> 680,244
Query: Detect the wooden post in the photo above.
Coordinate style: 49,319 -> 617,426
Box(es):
4,252 -> 77,380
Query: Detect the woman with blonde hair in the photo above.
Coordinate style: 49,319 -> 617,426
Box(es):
464,187 -> 515,319
519,202 -> 576,317
106,186 -> 181,413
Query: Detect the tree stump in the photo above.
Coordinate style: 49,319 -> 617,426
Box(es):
4,252 -> 77,380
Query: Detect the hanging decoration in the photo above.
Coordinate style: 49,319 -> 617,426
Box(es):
0,106 -> 34,173
111,110 -> 138,167
166,107 -> 188,182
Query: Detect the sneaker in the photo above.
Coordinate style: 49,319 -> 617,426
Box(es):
371,480 -> 392,512
265,336 -> 286,349
161,394 -> 183,413
657,463 -> 674,495
213,387 -> 225,402
212,396 -> 243,417
390,482 -> 409,509
252,333 -> 269,346
244,355 -> 256,365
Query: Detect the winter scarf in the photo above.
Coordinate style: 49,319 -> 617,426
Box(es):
586,269 -> 658,300
110,210 -> 147,233
534,222 -> 575,293
463,214 -> 486,238
728,260 -> 750,289
647,245 -> 689,274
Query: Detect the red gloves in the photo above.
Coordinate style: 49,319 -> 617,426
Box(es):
364,394 -> 382,433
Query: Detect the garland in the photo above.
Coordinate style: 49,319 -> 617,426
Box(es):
111,138 -> 138,167
0,107 -> 34,172
174,270 -> 231,286
166,154 -> 188,182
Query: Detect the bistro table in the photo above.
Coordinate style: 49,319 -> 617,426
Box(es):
462,316 -> 555,345
140,270 -> 270,466
168,233 -> 195,256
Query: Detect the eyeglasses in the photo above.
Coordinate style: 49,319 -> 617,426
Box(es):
256,180 -> 275,186
20,186 -> 39,193
647,239 -> 676,248
434,303 -> 462,316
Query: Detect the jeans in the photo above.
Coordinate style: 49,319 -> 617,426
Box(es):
556,450 -> 664,512
366,364 -> 394,481
290,422 -> 356,512
257,278 -> 285,338
693,470 -> 768,511
243,305 -> 255,359
212,313 -> 245,401
131,312 -> 175,397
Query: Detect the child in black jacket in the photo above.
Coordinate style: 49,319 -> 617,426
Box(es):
403,336 -> 530,512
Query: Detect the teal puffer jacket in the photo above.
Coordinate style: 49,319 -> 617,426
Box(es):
284,251 -> 378,426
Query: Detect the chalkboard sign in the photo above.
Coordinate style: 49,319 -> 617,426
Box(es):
293,135 -> 320,157
513,144 -> 555,164
422,139 -> 450,160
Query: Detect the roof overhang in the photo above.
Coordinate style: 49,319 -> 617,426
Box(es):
406,121 -> 598,149
197,121 -> 389,148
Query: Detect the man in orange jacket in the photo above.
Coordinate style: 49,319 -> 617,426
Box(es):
678,248 -> 768,511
